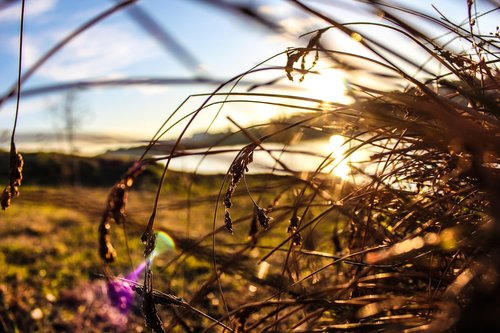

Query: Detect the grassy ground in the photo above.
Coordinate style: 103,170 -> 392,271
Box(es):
1,155 -> 494,333
0,182 -> 230,332
0,186 -> 141,332
0,163 -> 351,332
0,173 -> 312,332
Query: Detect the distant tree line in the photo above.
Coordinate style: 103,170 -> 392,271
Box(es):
0,152 -> 161,187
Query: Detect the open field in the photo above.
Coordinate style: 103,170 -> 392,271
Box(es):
0,174 -> 338,332
0,186 -> 145,332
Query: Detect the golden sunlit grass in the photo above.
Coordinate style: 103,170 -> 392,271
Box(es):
117,1 -> 498,331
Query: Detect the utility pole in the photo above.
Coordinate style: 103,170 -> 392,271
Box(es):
56,90 -> 88,185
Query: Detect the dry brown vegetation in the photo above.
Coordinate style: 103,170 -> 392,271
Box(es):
1,0 -> 499,332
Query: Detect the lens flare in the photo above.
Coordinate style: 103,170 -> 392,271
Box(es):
151,230 -> 176,259
126,231 -> 175,282
108,230 -> 175,313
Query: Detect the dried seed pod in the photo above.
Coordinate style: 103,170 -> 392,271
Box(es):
109,183 -> 127,224
98,217 -> 117,263
1,187 -> 11,210
2,148 -> 24,210
104,162 -> 144,225
229,144 -> 255,186
287,215 -> 302,246
248,206 -> 271,246
285,30 -> 323,82
98,162 -> 145,261
223,143 -> 256,232
287,215 -> 300,234
224,210 -> 233,234
10,152 -> 23,196
292,233 -> 303,247
223,191 -> 232,209
144,233 -> 157,258
285,49 -> 305,81
255,206 -> 271,230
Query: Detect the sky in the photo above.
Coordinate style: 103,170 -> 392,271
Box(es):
0,0 -> 497,154
0,0 -> 299,152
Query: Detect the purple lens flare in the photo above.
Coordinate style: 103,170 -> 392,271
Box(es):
107,231 -> 175,313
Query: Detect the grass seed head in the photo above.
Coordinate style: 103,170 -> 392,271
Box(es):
104,162 -> 144,225
288,215 -> 302,246
287,215 -> 300,233
255,206 -> 271,230
2,150 -> 24,210
224,210 -> 233,234
224,191 -> 232,209
98,218 -> 117,263
142,227 -> 157,258
97,162 -> 145,261
224,144 -> 256,232
109,183 -> 128,224
10,152 -> 23,196
1,187 -> 12,210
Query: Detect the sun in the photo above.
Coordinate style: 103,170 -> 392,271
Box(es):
299,68 -> 351,104
326,134 -> 350,180
328,134 -> 345,151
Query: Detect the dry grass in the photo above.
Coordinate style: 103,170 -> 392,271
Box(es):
119,2 -> 499,332
1,1 -> 499,332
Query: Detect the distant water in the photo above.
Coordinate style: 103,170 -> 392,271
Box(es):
155,140 -> 370,178
0,133 -> 143,156
2,134 -> 371,177
157,143 -> 323,174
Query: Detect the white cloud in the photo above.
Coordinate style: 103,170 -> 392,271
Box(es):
258,3 -> 294,16
279,16 -> 323,35
7,35 -> 42,68
258,3 -> 323,35
0,96 -> 56,119
0,0 -> 58,22
136,85 -> 170,96
23,23 -> 163,81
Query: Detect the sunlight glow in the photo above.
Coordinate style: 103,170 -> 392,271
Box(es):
333,163 -> 350,179
327,135 -> 350,180
256,261 -> 270,279
300,69 -> 351,104
328,134 -> 345,151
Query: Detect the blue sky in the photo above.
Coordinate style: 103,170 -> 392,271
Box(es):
0,0 -> 300,146
0,0 -> 497,153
